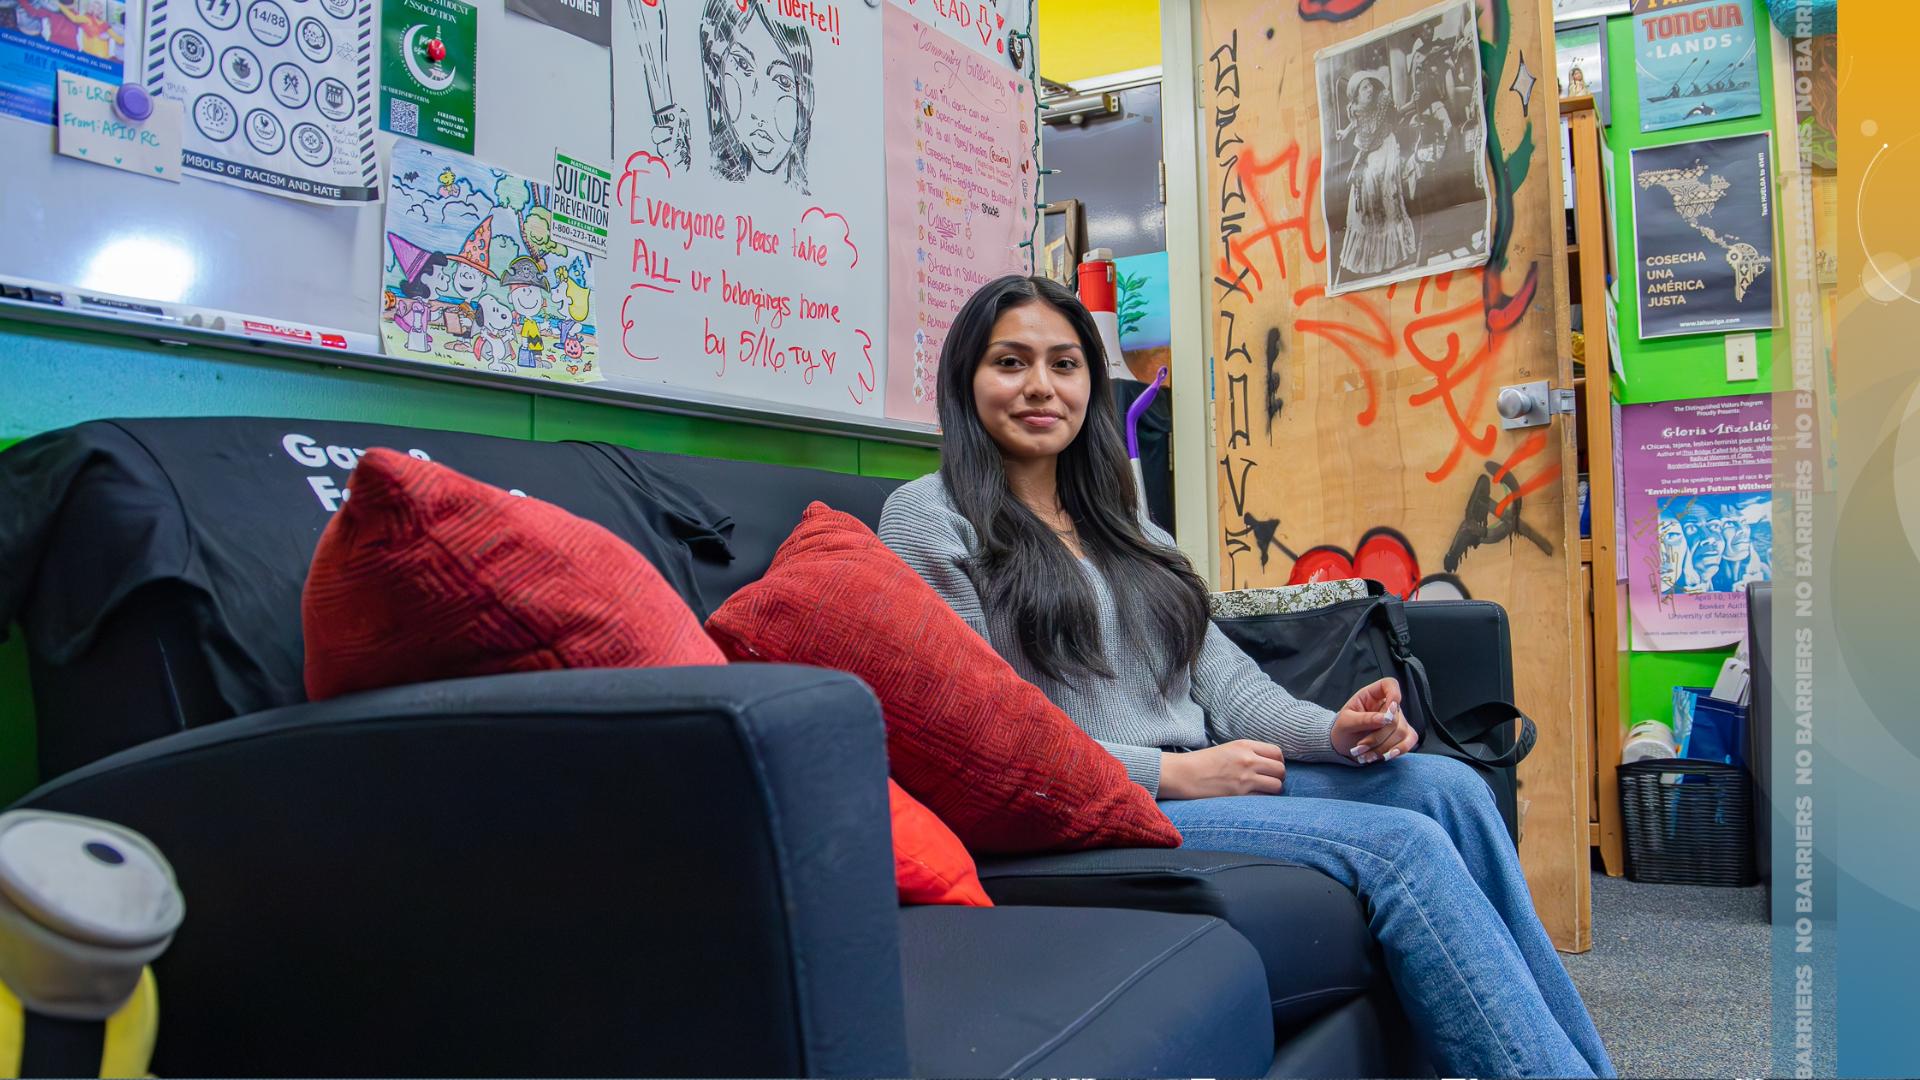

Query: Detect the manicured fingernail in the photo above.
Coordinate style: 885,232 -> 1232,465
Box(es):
1349,746 -> 1365,759
1361,753 -> 1380,764
1384,748 -> 1401,761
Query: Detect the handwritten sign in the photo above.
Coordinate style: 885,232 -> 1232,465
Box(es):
607,0 -> 884,414
57,74 -> 184,183
882,3 -> 1030,423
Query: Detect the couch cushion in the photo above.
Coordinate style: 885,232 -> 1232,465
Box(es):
303,450 -> 724,700
898,905 -> 1272,1079
704,503 -> 1180,855
975,848 -> 1382,1031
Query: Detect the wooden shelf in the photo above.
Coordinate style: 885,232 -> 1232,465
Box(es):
1580,539 -> 1593,565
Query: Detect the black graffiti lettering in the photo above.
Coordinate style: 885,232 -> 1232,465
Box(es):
1227,374 -> 1252,448
1213,111 -> 1245,157
1209,31 -> 1239,97
1215,262 -> 1257,302
1218,155 -> 1246,215
1220,455 -> 1256,518
1218,208 -> 1246,243
1220,309 -> 1252,367
1442,462 -> 1555,572
1264,327 -> 1286,432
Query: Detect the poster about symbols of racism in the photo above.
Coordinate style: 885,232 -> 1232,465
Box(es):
1621,393 -> 1771,650
882,1 -> 1033,424
1631,131 -> 1774,338
1313,0 -> 1492,297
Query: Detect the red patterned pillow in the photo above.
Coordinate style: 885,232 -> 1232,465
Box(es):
889,779 -> 992,907
704,503 -> 1180,855
303,448 -> 724,700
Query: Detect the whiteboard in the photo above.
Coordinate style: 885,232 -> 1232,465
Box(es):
0,0 -> 1036,437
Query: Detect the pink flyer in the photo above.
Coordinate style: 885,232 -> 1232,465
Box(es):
1620,394 -> 1773,650
882,2 -> 1032,424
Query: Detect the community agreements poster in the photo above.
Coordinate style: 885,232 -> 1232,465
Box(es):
1621,393 -> 1771,650
1631,131 -> 1775,338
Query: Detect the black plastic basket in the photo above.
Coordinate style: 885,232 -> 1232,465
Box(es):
1617,758 -> 1756,887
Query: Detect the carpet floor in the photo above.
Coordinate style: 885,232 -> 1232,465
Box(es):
1561,870 -> 1771,1078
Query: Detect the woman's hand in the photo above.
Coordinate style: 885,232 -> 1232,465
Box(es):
1330,677 -> 1418,765
1159,740 -> 1287,800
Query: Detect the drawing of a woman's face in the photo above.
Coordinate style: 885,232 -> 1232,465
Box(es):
1658,518 -> 1687,593
720,13 -> 799,174
702,0 -> 813,190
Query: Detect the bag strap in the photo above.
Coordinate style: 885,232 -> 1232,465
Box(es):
1394,638 -> 1537,771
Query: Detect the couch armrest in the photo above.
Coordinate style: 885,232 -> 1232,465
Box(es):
974,849 -> 1381,1031
13,664 -> 908,1079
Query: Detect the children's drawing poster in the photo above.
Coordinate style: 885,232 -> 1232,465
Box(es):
378,0 -> 475,153
145,0 -> 380,202
1621,393 -> 1771,650
1,0 -> 129,124
606,0 -> 887,415
381,140 -> 601,383
881,1 -> 1031,423
1633,0 -> 1760,134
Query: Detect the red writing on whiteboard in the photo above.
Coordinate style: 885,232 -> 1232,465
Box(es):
735,214 -> 781,256
631,237 -> 681,293
616,149 -> 672,209
777,0 -> 841,45
642,197 -> 727,250
798,206 -> 859,269
721,269 -> 793,328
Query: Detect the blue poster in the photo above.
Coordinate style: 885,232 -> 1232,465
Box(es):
1633,0 -> 1761,133
0,0 -> 127,124
1630,132 -> 1775,338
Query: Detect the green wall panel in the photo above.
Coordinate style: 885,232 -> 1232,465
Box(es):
1605,12 -> 1780,407
528,397 -> 862,473
858,440 -> 940,479
1599,2 -> 1776,743
1,320 -> 531,440
1626,647 -> 1734,730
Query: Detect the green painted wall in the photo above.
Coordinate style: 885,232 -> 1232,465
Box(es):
0,317 -> 939,803
1600,3 -> 1777,728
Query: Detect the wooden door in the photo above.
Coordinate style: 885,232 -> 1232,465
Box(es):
1192,0 -> 1590,949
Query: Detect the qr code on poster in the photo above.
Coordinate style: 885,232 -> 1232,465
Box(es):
388,99 -> 419,137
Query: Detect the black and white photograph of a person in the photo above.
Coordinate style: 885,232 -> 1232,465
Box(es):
1315,0 -> 1492,296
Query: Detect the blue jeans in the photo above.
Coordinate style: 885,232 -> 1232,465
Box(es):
1159,753 -> 1613,1078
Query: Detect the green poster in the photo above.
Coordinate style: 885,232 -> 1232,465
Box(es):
380,0 -> 477,153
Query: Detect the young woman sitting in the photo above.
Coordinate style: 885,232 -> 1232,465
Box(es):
876,275 -> 1614,1079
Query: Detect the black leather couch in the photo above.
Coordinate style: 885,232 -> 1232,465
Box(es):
0,417 -> 1525,1077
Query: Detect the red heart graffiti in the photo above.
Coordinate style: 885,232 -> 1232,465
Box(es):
1286,527 -> 1421,599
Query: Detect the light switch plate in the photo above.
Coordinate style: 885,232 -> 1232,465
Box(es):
1725,333 -> 1758,382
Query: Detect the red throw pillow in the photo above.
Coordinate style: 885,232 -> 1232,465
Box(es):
889,779 -> 992,906
704,503 -> 1181,854
303,448 -> 724,700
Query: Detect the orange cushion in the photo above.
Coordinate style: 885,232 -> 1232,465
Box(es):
889,779 -> 992,906
302,448 -> 724,700
705,502 -> 1181,855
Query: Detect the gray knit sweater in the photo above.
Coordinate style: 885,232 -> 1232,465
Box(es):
877,473 -> 1340,797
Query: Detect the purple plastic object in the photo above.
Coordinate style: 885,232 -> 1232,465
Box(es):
1125,366 -> 1169,459
113,83 -> 153,123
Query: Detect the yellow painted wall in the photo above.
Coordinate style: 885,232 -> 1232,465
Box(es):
1035,0 -> 1161,84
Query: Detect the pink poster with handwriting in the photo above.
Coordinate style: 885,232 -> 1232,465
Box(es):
882,2 -> 1033,424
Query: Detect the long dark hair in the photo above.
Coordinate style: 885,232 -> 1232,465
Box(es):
936,275 -> 1209,692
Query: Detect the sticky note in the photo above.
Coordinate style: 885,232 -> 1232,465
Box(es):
57,73 -> 184,184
